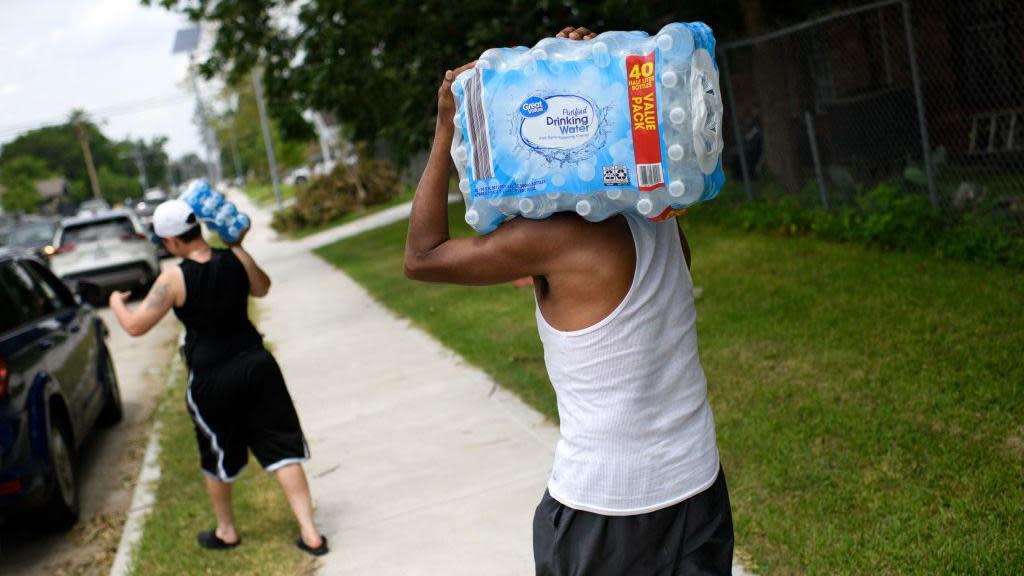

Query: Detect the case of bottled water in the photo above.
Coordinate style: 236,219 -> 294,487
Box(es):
450,22 -> 725,234
178,180 -> 251,244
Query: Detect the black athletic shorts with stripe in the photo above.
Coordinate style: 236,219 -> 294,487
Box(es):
533,466 -> 734,576
185,347 -> 309,482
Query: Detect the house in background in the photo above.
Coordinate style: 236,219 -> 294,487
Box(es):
722,0 -> 1024,193
0,176 -> 71,216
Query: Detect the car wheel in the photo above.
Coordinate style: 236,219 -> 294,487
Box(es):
42,414 -> 80,531
97,346 -> 123,426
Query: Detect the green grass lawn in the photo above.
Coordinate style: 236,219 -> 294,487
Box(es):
242,182 -> 295,207
132,353 -> 314,576
315,203 -> 1024,574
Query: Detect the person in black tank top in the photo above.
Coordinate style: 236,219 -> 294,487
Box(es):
174,248 -> 263,371
108,199 -> 328,557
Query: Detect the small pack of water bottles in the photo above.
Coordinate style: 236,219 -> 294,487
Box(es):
450,22 -> 726,234
178,180 -> 251,244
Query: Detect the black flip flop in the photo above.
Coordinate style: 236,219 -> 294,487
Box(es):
197,529 -> 240,550
296,534 -> 329,556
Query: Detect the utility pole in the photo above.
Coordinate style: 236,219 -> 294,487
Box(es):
251,67 -> 283,208
74,121 -> 102,200
132,140 -> 149,190
188,53 -> 223,185
227,96 -> 245,183
173,26 -> 221,184
229,125 -> 244,183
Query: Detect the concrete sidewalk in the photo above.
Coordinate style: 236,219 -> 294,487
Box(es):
234,193 -> 558,575
231,192 -> 753,575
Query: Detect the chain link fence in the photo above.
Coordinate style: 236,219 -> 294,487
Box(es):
718,0 -> 1024,235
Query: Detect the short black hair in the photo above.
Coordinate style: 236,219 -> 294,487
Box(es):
176,223 -> 202,242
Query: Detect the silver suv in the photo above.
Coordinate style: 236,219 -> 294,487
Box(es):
49,210 -> 160,304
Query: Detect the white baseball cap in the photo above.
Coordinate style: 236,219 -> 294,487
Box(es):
152,199 -> 199,239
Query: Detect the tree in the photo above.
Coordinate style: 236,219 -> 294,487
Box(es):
212,75 -> 308,182
136,136 -> 172,189
144,0 -> 746,165
97,165 -> 142,204
0,111 -> 140,203
0,156 -> 50,212
170,152 -> 209,185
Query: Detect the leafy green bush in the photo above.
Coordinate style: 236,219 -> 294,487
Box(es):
691,179 -> 1023,270
357,157 -> 401,205
0,156 -> 48,212
271,158 -> 400,234
97,165 -> 141,204
849,183 -> 936,248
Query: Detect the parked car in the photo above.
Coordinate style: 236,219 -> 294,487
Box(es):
311,158 -> 337,177
3,217 -> 58,263
0,250 -> 121,529
48,210 -> 159,305
0,214 -> 14,245
76,199 -> 111,216
284,166 -> 311,186
132,190 -> 172,259
143,188 -> 168,203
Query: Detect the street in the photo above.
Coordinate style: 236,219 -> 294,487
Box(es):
0,303 -> 178,576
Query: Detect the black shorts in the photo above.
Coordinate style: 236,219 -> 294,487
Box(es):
185,347 -> 309,482
533,466 -> 734,576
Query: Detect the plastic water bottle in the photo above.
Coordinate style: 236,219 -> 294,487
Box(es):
464,202 -> 504,231
448,22 -> 726,234
200,191 -> 224,219
574,196 -> 608,222
178,180 -> 251,244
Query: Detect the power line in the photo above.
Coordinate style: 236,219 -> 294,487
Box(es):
0,92 -> 194,139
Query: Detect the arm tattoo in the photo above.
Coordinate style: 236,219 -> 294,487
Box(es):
145,281 -> 169,310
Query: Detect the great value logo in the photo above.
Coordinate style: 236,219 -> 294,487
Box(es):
520,96 -> 548,117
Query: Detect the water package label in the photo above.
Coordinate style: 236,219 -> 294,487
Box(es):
451,22 -> 726,233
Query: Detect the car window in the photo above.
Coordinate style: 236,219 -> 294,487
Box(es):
7,222 -> 55,247
61,217 -> 135,245
22,260 -> 75,310
0,275 -> 20,333
0,260 -> 53,331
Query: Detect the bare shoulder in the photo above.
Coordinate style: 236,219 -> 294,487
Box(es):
158,264 -> 184,284
156,265 -> 185,300
496,212 -> 633,269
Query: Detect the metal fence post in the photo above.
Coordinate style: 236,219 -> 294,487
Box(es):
804,111 -> 829,209
720,50 -> 753,201
902,0 -> 939,208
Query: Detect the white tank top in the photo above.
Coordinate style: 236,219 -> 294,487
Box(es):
535,213 -> 720,516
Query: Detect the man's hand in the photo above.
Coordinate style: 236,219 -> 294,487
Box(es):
226,223 -> 249,247
556,26 -> 597,40
108,290 -> 131,308
436,61 -> 476,131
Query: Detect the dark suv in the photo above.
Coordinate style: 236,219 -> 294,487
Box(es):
0,250 -> 122,530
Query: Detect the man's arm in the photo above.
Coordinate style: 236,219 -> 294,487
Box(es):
230,240 -> 271,297
404,63 -> 562,286
108,267 -> 181,337
404,26 -> 597,285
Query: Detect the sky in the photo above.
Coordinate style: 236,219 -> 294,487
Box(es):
0,0 -> 211,160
